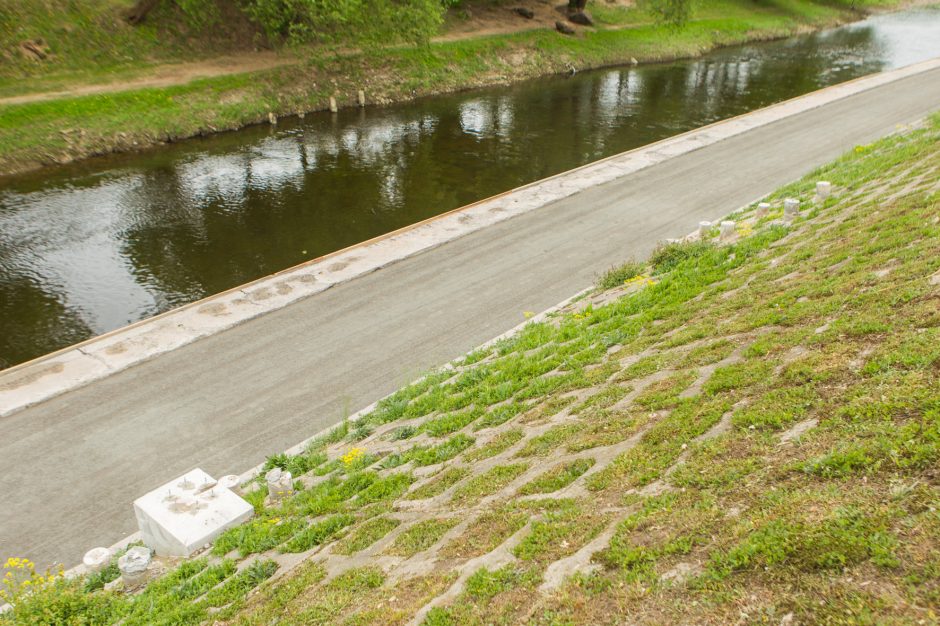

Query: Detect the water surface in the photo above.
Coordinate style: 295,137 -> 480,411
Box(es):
2,7 -> 940,368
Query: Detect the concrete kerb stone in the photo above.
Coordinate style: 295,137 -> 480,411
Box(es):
2,56 -> 938,419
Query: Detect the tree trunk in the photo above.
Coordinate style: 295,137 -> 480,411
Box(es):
125,0 -> 161,25
567,0 -> 588,13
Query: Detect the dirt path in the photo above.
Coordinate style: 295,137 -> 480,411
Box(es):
0,0 -> 588,107
0,50 -> 300,106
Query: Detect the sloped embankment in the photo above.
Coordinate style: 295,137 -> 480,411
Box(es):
4,115 -> 940,624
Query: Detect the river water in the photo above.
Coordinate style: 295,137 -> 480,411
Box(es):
1,7 -> 939,369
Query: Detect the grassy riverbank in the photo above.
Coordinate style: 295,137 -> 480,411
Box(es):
4,108 -> 939,624
0,0 -> 903,177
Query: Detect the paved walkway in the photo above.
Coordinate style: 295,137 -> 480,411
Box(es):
2,62 -> 939,568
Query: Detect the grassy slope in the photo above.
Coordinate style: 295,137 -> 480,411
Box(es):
0,0 -> 898,176
0,0 -> 261,89
4,111 -> 939,625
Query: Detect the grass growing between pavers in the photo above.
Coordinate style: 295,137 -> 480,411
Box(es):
4,114 -> 940,624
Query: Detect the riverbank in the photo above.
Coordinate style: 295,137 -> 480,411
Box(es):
4,104 -> 939,625
0,0 -> 907,177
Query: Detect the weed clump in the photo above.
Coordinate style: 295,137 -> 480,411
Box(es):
596,260 -> 646,289
650,240 -> 715,273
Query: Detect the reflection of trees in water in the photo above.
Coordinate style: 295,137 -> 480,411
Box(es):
0,277 -> 92,368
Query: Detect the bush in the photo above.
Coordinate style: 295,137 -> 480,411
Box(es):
239,0 -> 444,46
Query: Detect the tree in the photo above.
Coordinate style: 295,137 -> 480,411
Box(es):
641,0 -> 692,26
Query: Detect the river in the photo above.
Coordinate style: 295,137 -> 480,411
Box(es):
1,6 -> 939,369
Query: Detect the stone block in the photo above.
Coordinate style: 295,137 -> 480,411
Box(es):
265,467 -> 294,503
118,546 -> 151,587
133,468 -> 253,557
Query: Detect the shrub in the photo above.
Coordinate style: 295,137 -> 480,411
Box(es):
239,0 -> 444,46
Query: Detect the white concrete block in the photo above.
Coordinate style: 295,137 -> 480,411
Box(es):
698,221 -> 712,237
816,181 -> 831,200
217,475 -> 241,491
784,198 -> 800,219
133,468 -> 253,557
756,202 -> 771,218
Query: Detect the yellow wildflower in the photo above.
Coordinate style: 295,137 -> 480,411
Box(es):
342,447 -> 365,466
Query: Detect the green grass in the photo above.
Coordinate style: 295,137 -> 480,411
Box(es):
518,457 -> 595,495
406,467 -> 471,499
596,260 -> 646,289
513,500 -> 608,564
463,428 -> 524,461
0,0 -> 259,89
280,514 -> 354,553
450,464 -> 529,505
333,516 -> 401,554
387,518 -> 461,556
406,434 -> 475,466
515,424 -> 584,457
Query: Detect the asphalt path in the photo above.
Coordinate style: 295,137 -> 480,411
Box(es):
3,64 -> 939,568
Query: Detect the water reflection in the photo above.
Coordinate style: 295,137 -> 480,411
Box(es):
1,7 -> 939,368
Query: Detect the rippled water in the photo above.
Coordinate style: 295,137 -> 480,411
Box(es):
1,7 -> 939,368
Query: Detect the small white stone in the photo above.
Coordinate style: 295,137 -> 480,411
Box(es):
357,90 -> 366,107
720,220 -> 735,240
82,547 -> 112,573
329,96 -> 338,113
815,181 -> 831,200
756,202 -> 771,218
267,112 -> 277,125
